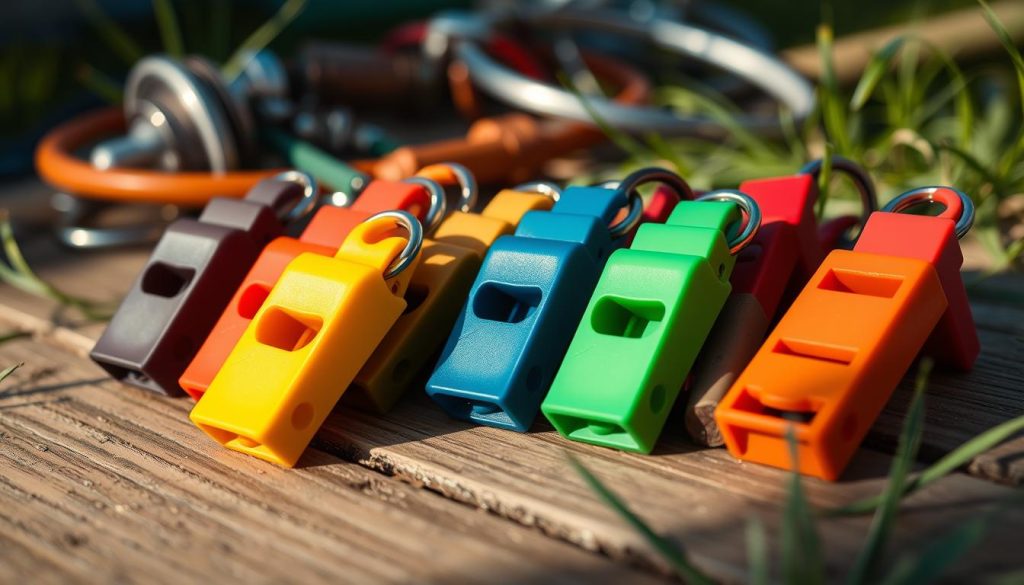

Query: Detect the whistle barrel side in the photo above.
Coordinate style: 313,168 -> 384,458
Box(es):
715,250 -> 948,480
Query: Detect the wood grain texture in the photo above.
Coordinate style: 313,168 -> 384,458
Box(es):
0,338 -> 663,585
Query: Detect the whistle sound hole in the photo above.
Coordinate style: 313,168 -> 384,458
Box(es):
291,403 -> 314,430
473,283 -> 542,324
591,296 -> 665,338
255,307 -> 322,351
773,338 -> 856,365
141,262 -> 195,297
818,269 -> 903,298
238,284 -> 271,319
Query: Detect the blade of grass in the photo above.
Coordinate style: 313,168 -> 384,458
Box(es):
851,36 -> 907,111
879,490 -> 1024,585
221,0 -> 308,82
816,21 -> 852,155
153,0 -> 185,57
567,453 -> 715,585
829,412 -> 1024,516
76,64 -> 123,105
0,212 -> 113,321
72,0 -> 144,65
782,426 -> 824,585
846,359 -> 931,585
560,71 -> 653,162
0,362 -> 23,384
746,518 -> 769,585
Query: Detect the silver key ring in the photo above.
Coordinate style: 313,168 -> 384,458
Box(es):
610,167 -> 694,238
881,186 -> 975,240
271,170 -> 319,222
419,162 -> 479,212
695,189 -> 762,254
401,177 -> 448,234
512,180 -> 563,202
365,210 -> 424,280
444,9 -> 814,136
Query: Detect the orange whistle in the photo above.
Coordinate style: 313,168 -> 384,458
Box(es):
189,211 -> 424,467
716,187 -> 978,480
178,178 -> 439,399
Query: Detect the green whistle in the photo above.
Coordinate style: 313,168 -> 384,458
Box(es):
542,194 -> 760,453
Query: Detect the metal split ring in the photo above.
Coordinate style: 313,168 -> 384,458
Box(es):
881,186 -> 975,239
446,9 -> 814,136
401,176 -> 448,233
609,167 -> 694,238
799,156 -> 878,230
367,210 -> 425,280
271,170 -> 319,222
512,180 -> 563,202
695,189 -> 762,254
416,162 -> 480,213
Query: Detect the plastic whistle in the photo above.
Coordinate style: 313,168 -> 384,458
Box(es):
715,187 -> 978,480
178,178 -> 435,399
90,172 -> 316,396
343,181 -> 556,413
684,160 -> 875,446
425,175 -> 650,432
543,189 -> 761,453
190,211 -> 423,467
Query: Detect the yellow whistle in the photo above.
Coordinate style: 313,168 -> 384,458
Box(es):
190,211 -> 424,467
344,186 -> 556,413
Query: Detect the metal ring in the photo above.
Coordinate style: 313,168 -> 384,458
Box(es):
609,168 -> 693,238
799,156 -> 878,229
512,180 -> 563,202
401,176 -> 448,234
419,162 -> 479,212
695,189 -> 762,254
366,210 -> 425,280
124,55 -> 237,172
271,170 -> 319,222
451,9 -> 814,136
881,186 -> 975,239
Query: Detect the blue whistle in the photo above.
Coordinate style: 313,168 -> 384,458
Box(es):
425,179 -> 647,432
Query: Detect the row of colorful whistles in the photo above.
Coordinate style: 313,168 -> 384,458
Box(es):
91,159 -> 979,480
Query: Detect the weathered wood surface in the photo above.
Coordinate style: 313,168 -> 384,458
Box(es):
0,223 -> 1022,582
0,337 -> 664,585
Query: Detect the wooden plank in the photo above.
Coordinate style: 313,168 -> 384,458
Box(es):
0,338 -> 663,585
2,231 -> 1021,482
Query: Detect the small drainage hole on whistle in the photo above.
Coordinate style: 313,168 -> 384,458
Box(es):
291,403 -> 314,430
649,385 -> 666,414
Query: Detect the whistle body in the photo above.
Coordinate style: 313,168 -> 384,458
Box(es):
426,186 -> 627,432
715,250 -> 948,480
345,190 -> 554,413
542,202 -> 737,453
190,218 -> 419,467
178,180 -> 429,399
91,179 -> 300,396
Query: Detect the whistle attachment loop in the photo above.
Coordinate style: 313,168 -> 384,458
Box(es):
542,198 -> 751,453
190,211 -> 423,467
